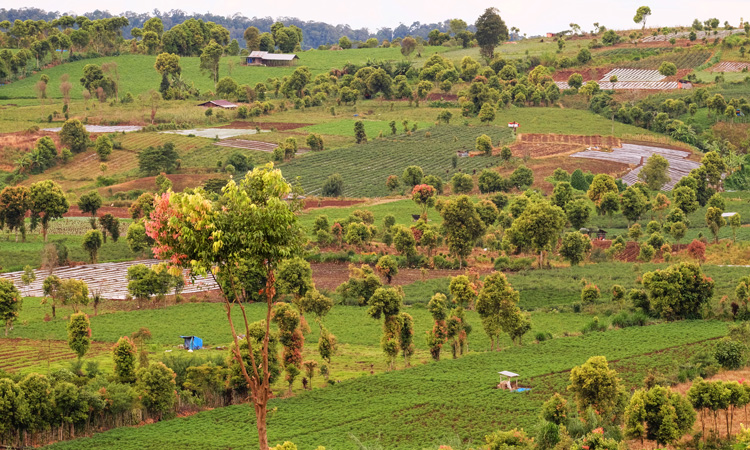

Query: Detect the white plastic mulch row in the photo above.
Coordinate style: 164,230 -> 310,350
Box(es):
2,260 -> 219,300
161,129 -> 269,139
709,61 -> 750,72
600,68 -> 665,82
570,143 -> 701,191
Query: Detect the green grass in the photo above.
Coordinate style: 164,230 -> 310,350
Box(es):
303,119 -> 434,137
46,320 -> 726,450
0,230 -> 136,273
0,47 -> 452,101
280,124 -> 513,197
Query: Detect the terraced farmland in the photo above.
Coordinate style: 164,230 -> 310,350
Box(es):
0,338 -> 111,372
642,29 -> 744,42
280,125 -> 514,197
709,61 -> 750,72
621,50 -> 712,69
3,259 -> 218,300
571,143 -> 700,190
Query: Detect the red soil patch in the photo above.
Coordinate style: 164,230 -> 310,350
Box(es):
302,198 -> 365,210
425,93 -> 458,101
511,134 -> 622,158
64,205 -> 132,219
218,121 -> 312,131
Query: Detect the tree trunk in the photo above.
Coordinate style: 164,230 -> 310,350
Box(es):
254,400 -> 269,449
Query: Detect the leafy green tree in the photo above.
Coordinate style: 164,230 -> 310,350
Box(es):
399,312 -> 415,365
426,293 -> 449,361
600,191 -> 620,224
401,166 -> 424,187
440,196 -> 485,266
568,73 -> 584,90
510,166 -> 534,189
322,173 -> 343,197
451,173 -> 474,194
199,41 -> 223,88
0,278 -> 22,336
478,170 -> 504,194
568,356 -> 622,418
559,231 -> 592,266
551,182 -> 573,208
82,230 -> 103,263
113,336 -> 137,383
375,255 -> 399,284
705,207 -> 725,243
620,184 -> 648,225
478,103 -> 496,124
475,7 -> 509,58
642,385 -> 696,447
138,142 -> 179,175
0,378 -> 29,438
476,134 -> 493,155
566,199 -> 591,229
581,283 -> 601,304
700,151 -> 727,190
144,164 -> 304,450
476,272 -> 523,351
672,186 -> 698,214
642,262 -> 714,320
367,287 -> 403,369
638,154 -> 670,190
587,174 -> 618,210
95,135 -> 113,161
59,118 -> 89,154
28,180 -> 69,242
18,373 -> 53,435
136,362 -> 177,419
77,191 -> 102,227
714,338 -> 744,370
658,61 -> 677,77
506,199 -> 566,268
411,184 -> 436,219
354,120 -> 367,144
67,312 -> 91,359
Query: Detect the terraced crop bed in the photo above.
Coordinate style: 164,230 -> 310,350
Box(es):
571,143 -> 701,190
0,338 -> 111,372
3,259 -> 218,300
280,125 -> 513,197
709,61 -> 750,72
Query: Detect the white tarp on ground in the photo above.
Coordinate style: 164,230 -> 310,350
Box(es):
43,125 -> 144,133
2,260 -> 218,300
160,128 -> 270,139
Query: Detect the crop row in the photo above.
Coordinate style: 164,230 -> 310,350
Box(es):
46,320 -> 727,449
622,50 -> 712,69
280,125 -> 514,197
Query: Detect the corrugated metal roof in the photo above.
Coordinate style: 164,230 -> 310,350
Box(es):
198,100 -> 237,108
248,51 -> 268,58
261,53 -> 298,61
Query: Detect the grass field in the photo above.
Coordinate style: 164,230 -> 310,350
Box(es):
303,118 -> 434,137
44,320 -> 726,450
0,47 -> 452,102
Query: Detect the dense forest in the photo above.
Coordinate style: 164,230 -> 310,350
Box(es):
0,7 -> 471,49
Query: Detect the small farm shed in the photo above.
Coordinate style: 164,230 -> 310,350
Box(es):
181,336 -> 203,350
197,100 -> 237,109
245,51 -> 299,67
498,371 -> 520,390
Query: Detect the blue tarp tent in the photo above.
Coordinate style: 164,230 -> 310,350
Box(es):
180,336 -> 203,350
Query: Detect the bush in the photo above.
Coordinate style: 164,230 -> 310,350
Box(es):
714,338 -> 745,370
581,316 -> 607,333
493,256 -> 534,272
610,311 -> 649,328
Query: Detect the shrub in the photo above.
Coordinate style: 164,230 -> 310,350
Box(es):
714,338 -> 744,370
581,284 -> 601,304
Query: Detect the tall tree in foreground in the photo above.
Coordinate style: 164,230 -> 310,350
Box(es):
145,163 -> 304,450
476,272 -> 523,351
29,180 -> 69,242
638,154 -> 670,191
475,7 -> 509,59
